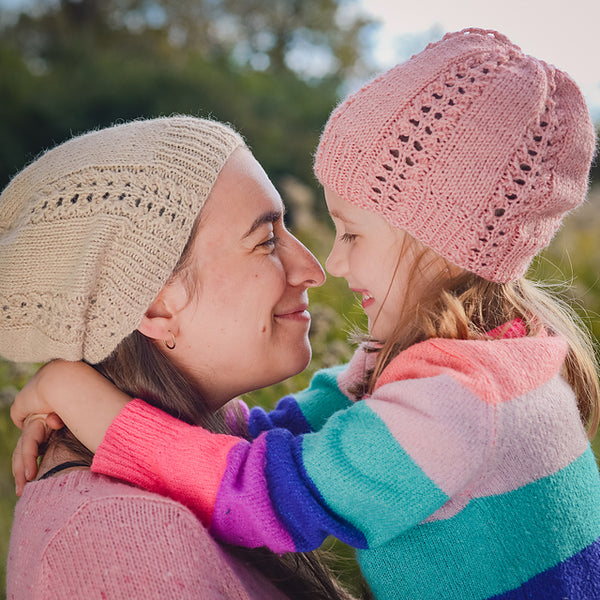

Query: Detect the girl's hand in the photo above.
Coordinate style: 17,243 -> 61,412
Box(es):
12,413 -> 63,496
10,360 -> 130,494
10,361 -> 65,430
11,361 -> 68,495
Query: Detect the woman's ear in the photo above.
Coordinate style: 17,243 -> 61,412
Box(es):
137,279 -> 187,341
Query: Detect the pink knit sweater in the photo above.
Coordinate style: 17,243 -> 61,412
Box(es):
7,470 -> 289,600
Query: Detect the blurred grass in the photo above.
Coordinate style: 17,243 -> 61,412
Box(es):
1,184 -> 600,598
0,362 -> 38,597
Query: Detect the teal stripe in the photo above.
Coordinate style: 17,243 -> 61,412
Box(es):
302,401 -> 448,547
359,447 -> 600,600
292,365 -> 351,431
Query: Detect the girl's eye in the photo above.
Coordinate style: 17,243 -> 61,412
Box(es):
340,233 -> 357,243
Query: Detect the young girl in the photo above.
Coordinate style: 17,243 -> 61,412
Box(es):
12,29 -> 600,599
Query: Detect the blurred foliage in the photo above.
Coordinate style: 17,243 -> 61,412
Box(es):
0,0 -> 376,221
0,363 -> 38,598
0,1 -> 599,597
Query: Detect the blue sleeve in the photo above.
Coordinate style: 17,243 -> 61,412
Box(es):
249,365 -> 351,438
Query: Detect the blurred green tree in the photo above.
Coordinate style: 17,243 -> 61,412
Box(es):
0,0 -> 376,219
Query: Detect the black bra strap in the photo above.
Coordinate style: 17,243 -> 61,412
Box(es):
38,460 -> 90,480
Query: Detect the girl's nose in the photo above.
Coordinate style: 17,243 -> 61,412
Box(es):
325,241 -> 345,278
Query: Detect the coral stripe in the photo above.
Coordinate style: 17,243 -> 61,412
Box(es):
375,335 -> 567,405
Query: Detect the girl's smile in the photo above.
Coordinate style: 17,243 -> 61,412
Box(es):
351,289 -> 375,309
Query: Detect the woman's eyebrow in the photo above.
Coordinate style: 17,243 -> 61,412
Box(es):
242,210 -> 283,239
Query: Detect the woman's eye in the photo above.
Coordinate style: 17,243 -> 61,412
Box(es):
258,235 -> 278,250
340,232 -> 357,243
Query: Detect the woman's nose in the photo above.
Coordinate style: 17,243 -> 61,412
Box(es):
286,236 -> 325,288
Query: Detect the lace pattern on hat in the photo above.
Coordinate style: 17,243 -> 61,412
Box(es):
471,99 -> 563,279
365,52 -> 508,219
28,167 -> 195,236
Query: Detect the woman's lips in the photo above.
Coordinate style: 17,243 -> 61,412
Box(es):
274,304 -> 310,321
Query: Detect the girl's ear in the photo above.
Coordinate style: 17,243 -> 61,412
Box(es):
137,279 -> 187,341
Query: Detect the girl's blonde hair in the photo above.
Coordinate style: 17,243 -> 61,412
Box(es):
360,235 -> 600,440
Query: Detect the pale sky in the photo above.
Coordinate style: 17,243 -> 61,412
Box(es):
357,0 -> 600,121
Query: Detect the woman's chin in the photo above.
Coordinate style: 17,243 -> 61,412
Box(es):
271,344 -> 312,385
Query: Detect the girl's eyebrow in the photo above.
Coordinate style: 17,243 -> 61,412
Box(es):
243,209 -> 283,239
329,208 -> 357,224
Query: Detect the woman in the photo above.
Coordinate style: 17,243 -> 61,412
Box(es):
0,116 -> 355,599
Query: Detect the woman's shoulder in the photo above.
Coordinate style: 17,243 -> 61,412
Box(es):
16,468 -> 202,522
10,470 -> 288,599
13,469 -> 214,551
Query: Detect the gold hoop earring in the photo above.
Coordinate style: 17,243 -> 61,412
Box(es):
164,332 -> 176,350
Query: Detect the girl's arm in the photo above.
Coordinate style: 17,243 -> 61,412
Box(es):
248,345 -> 375,438
92,384 -> 475,554
11,360 -> 128,494
92,339 -> 498,554
10,351 -> 361,493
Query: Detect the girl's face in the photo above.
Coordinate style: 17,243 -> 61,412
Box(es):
324,186 -> 415,341
162,148 -> 325,408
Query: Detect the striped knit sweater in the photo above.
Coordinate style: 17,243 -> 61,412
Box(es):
92,331 -> 600,600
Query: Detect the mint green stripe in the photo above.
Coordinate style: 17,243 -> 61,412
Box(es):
302,401 -> 448,547
292,365 -> 351,431
359,447 -> 600,600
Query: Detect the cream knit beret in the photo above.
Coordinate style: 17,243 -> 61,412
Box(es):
315,28 -> 596,282
0,116 -> 245,363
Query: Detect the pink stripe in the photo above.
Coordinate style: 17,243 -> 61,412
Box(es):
367,376 -> 493,496
466,376 -> 588,495
368,374 -> 588,513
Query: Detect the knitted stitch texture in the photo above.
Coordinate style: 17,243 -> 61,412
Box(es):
0,116 -> 245,363
314,29 -> 596,282
91,331 -> 600,600
7,470 -> 288,600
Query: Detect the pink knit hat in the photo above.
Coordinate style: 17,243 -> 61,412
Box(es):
314,28 -> 596,282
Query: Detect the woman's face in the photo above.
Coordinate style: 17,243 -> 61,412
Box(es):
165,148 -> 325,408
